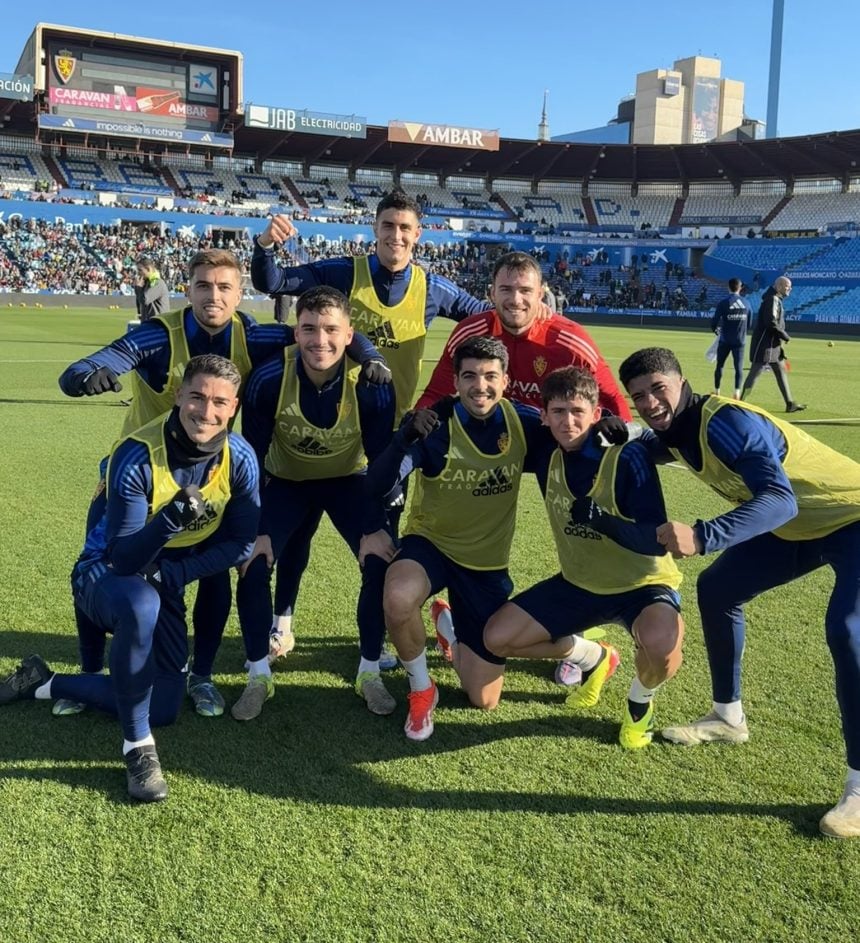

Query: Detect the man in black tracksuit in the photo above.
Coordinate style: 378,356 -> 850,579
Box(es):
740,275 -> 806,413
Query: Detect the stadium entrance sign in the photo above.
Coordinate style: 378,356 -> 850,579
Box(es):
388,121 -> 500,151
245,105 -> 366,138
0,72 -> 34,101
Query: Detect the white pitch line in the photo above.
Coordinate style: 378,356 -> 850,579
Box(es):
791,418 -> 860,425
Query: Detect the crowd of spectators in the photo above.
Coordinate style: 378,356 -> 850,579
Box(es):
0,222 -> 720,310
0,218 -> 252,294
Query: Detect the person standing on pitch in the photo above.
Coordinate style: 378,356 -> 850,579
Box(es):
0,355 -> 260,802
616,346 -> 860,839
740,275 -> 805,412
484,367 -> 684,749
134,255 -> 170,323
710,277 -> 751,400
57,249 -> 385,718
236,287 -> 398,716
251,191 -> 493,659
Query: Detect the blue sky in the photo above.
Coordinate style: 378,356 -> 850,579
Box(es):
2,1 -> 858,141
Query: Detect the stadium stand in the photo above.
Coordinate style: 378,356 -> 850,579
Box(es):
766,188 -> 860,233
0,145 -> 56,193
588,183 -> 677,232
681,182 -> 784,227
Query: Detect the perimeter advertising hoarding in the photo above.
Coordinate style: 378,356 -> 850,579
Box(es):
691,76 -> 721,144
46,43 -> 222,142
245,104 -> 366,138
38,114 -> 233,148
388,120 -> 500,151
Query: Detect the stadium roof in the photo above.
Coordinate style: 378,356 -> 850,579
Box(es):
232,124 -> 860,186
3,89 -> 860,186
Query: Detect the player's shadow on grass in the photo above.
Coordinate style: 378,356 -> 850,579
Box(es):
0,686 -> 826,836
0,631 -> 829,836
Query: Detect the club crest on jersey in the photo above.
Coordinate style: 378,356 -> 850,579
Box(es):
497,432 -> 510,454
533,355 -> 548,377
54,50 -> 77,84
339,401 -> 353,420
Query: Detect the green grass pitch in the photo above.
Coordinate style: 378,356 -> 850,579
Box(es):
1,306 -> 858,942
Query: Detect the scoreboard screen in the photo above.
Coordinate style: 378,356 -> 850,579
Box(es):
47,43 -> 220,131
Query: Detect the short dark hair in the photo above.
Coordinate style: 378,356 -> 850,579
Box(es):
137,255 -> 156,270
452,336 -> 509,375
618,347 -> 683,389
492,251 -> 543,284
188,249 -> 242,278
375,190 -> 422,220
296,286 -> 350,319
182,353 -> 241,390
728,277 -> 741,292
540,366 -> 598,408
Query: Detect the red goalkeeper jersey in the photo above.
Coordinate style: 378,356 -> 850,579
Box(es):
416,310 -> 632,419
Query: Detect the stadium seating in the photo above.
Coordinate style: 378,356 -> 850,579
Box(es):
588,184 -> 676,231
766,190 -> 860,233
681,185 -> 782,226
0,149 -> 56,192
56,155 -> 172,195
708,240 -> 830,272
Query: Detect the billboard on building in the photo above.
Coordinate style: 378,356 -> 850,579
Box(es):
388,120 -> 500,151
245,104 -> 366,138
691,76 -> 721,144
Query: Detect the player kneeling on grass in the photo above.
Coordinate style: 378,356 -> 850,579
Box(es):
0,355 -> 259,803
368,336 -> 550,740
613,346 -> 860,838
483,366 -> 684,748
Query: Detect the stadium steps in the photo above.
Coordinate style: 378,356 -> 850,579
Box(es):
582,196 -> 597,227
42,154 -> 68,189
491,192 -> 517,218
792,287 -> 846,314
761,194 -> 793,228
160,165 -> 185,197
283,177 -> 309,210
669,197 -> 686,227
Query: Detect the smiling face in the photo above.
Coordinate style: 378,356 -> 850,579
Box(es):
490,265 -> 542,336
186,264 -> 243,334
176,373 -> 239,444
373,208 -> 421,272
626,370 -> 685,432
541,395 -> 601,451
296,305 -> 353,382
454,356 -> 509,420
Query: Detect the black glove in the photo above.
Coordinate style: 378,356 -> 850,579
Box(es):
139,562 -> 164,593
569,497 -> 605,529
428,395 -> 457,422
401,408 -> 440,444
81,367 -> 122,395
162,485 -> 206,529
361,359 -> 393,385
594,415 -> 629,445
